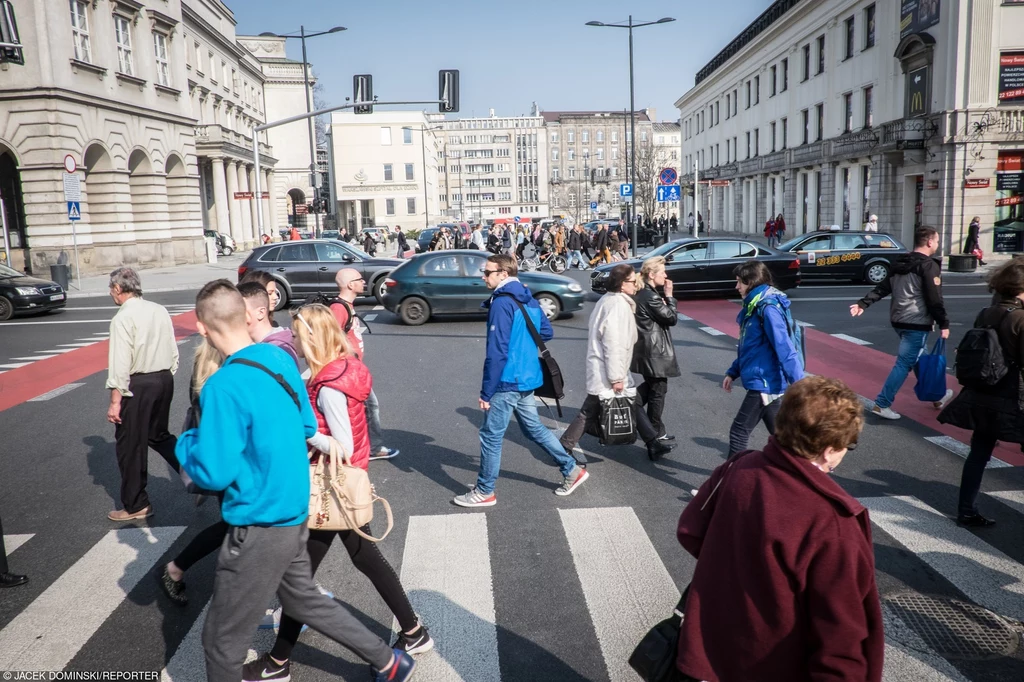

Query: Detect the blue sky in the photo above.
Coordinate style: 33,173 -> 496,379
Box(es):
231,0 -> 773,122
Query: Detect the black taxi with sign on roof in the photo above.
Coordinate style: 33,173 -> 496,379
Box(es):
776,231 -> 908,285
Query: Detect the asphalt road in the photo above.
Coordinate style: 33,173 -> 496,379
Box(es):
1,274 -> 1023,681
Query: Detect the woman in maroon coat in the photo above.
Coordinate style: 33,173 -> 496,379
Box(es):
676,376 -> 883,682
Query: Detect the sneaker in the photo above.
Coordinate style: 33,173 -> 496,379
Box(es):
452,488 -> 496,508
156,567 -> 187,606
871,405 -> 901,420
555,466 -> 589,497
372,649 -> 416,682
657,434 -> 676,442
242,654 -> 290,682
369,448 -> 400,461
108,506 -> 153,522
933,389 -> 954,410
395,623 -> 434,655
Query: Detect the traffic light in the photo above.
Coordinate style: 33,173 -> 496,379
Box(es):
439,70 -> 459,113
353,75 -> 373,114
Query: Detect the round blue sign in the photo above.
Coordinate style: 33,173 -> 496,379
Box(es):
660,168 -> 678,185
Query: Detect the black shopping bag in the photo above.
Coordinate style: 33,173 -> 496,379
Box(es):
600,395 -> 637,445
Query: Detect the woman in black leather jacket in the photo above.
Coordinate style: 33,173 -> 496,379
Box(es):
631,256 -> 681,441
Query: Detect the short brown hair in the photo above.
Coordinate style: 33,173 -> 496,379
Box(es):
733,260 -> 773,289
914,226 -> 938,248
196,279 -> 245,331
239,269 -> 275,288
774,376 -> 863,459
606,263 -> 636,292
988,258 -> 1024,299
488,253 -> 518,277
237,281 -> 269,309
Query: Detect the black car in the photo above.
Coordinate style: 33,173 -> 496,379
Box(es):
590,238 -> 800,296
237,239 -> 403,308
416,227 -> 442,253
776,231 -> 907,285
0,263 -> 67,321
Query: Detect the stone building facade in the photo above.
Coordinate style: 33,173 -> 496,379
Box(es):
676,0 -> 1024,255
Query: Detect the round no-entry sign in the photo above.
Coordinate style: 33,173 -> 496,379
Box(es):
63,154 -> 77,174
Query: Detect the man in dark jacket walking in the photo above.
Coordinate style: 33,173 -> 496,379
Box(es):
395,226 -> 409,257
851,226 -> 951,419
589,223 -> 611,266
566,225 -> 589,270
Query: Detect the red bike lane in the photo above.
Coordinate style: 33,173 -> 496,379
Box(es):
677,299 -> 1024,467
0,311 -> 199,413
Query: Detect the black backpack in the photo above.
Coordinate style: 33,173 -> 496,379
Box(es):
302,294 -> 361,334
954,307 -> 1016,389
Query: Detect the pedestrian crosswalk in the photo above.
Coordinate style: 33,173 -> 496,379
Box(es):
3,495 -> 1024,681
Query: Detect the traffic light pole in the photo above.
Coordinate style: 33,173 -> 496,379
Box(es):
251,98 -> 448,239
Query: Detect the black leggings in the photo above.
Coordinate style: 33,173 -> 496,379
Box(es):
959,430 -> 997,517
271,526 -> 418,660
559,394 -> 659,452
174,520 -> 229,571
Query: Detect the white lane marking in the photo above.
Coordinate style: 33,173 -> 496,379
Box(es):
363,314 -> 378,321
989,490 -> 1024,515
162,602 -> 277,682
559,507 -> 680,682
28,383 -> 85,402
924,435 -> 1011,469
45,348 -> 79,354
676,313 -> 692,321
373,305 -> 384,310
0,526 -> 186,670
831,333 -> 872,345
0,362 -> 32,369
398,514 -> 500,682
58,343 -> 97,347
791,295 -> 991,302
796,320 -> 814,327
699,326 -> 726,336
11,355 -> 60,361
0,320 -> 113,326
861,496 -> 1024,621
3,534 -> 33,555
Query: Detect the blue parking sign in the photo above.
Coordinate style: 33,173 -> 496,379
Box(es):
619,183 -> 633,198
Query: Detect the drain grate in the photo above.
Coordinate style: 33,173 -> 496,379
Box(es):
884,593 -> 1021,660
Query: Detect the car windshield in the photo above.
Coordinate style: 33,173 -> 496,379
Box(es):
0,264 -> 22,278
645,241 -> 683,258
337,241 -> 372,259
776,235 -> 807,251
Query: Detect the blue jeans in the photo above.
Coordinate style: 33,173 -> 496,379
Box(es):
875,329 -> 930,408
477,390 -> 577,495
567,250 -> 587,268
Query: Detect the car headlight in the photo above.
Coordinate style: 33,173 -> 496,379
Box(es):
568,282 -> 582,293
15,286 -> 40,295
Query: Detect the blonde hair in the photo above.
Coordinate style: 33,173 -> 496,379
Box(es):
640,256 -> 667,289
291,303 -> 349,378
192,338 -> 224,399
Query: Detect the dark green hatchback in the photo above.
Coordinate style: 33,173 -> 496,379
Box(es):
382,250 -> 585,325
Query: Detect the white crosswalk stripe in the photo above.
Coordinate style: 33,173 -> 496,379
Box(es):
5,496 -> 1024,680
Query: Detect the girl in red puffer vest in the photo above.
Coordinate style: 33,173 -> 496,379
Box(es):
242,305 -> 433,680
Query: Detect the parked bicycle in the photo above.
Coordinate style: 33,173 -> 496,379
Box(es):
520,249 -> 567,273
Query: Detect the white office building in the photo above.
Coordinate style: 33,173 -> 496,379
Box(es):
675,0 -> 1024,255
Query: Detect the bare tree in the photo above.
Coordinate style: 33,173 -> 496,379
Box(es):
312,69 -> 328,148
631,136 -> 659,221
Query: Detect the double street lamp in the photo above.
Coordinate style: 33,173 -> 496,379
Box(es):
259,25 -> 346,238
586,16 -> 674,256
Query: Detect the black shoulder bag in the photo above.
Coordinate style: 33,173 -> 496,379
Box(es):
500,294 -> 565,416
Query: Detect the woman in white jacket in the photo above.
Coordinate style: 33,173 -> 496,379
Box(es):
559,264 -> 677,461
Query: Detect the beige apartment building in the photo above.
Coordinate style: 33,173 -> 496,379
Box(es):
0,0 -> 280,275
676,0 -> 1024,255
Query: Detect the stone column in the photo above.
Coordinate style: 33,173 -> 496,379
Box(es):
225,160 -> 243,245
210,157 -> 231,239
355,198 -> 363,231
235,162 -> 252,248
248,166 -> 260,244
266,169 -> 279,238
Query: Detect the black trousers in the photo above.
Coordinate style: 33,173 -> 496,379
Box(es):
114,370 -> 179,513
0,509 -> 9,574
271,525 -> 419,660
559,393 -> 659,452
175,520 -> 230,571
637,377 -> 670,438
728,390 -> 781,456
959,431 -> 998,517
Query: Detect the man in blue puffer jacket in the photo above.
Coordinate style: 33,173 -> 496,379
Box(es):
722,261 -> 805,456
453,254 -> 584,507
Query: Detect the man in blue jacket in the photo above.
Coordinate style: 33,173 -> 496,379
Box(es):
177,280 -> 415,682
454,255 -> 585,507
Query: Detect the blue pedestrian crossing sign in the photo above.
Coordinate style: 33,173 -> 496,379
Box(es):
67,201 -> 81,221
656,185 -> 681,203
619,183 -> 633,198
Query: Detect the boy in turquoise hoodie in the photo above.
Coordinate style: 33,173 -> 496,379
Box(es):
176,280 -> 415,682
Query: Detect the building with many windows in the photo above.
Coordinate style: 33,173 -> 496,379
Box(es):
676,0 -> 1024,255
0,0 -> 281,274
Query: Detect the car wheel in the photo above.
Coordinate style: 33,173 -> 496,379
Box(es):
864,262 -> 889,285
0,295 -> 12,321
373,275 -> 389,305
399,296 -> 430,326
222,246 -> 233,256
536,293 -> 561,321
273,280 -> 290,311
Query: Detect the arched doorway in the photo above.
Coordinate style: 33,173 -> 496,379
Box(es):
164,153 -> 190,234
0,145 -> 26,268
287,188 -> 307,230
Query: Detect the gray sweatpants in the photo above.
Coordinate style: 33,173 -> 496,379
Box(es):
365,388 -> 383,454
202,523 -> 393,682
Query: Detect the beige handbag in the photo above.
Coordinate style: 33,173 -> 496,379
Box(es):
308,437 -> 393,542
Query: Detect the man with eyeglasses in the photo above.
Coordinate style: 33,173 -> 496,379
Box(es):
453,255 -> 586,508
331,268 -> 400,461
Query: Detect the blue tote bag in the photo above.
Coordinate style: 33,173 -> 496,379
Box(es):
914,337 -> 947,402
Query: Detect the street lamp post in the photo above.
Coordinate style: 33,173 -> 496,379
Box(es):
259,25 -> 345,238
587,16 -> 674,256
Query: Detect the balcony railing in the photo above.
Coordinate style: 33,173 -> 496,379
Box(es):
194,124 -> 273,157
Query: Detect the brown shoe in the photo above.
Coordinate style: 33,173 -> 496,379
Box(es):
108,506 -> 153,522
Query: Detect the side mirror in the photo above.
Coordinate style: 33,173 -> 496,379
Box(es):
342,254 -> 355,263
665,255 -> 674,263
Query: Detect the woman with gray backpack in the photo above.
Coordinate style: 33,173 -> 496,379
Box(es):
939,258 -> 1024,527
